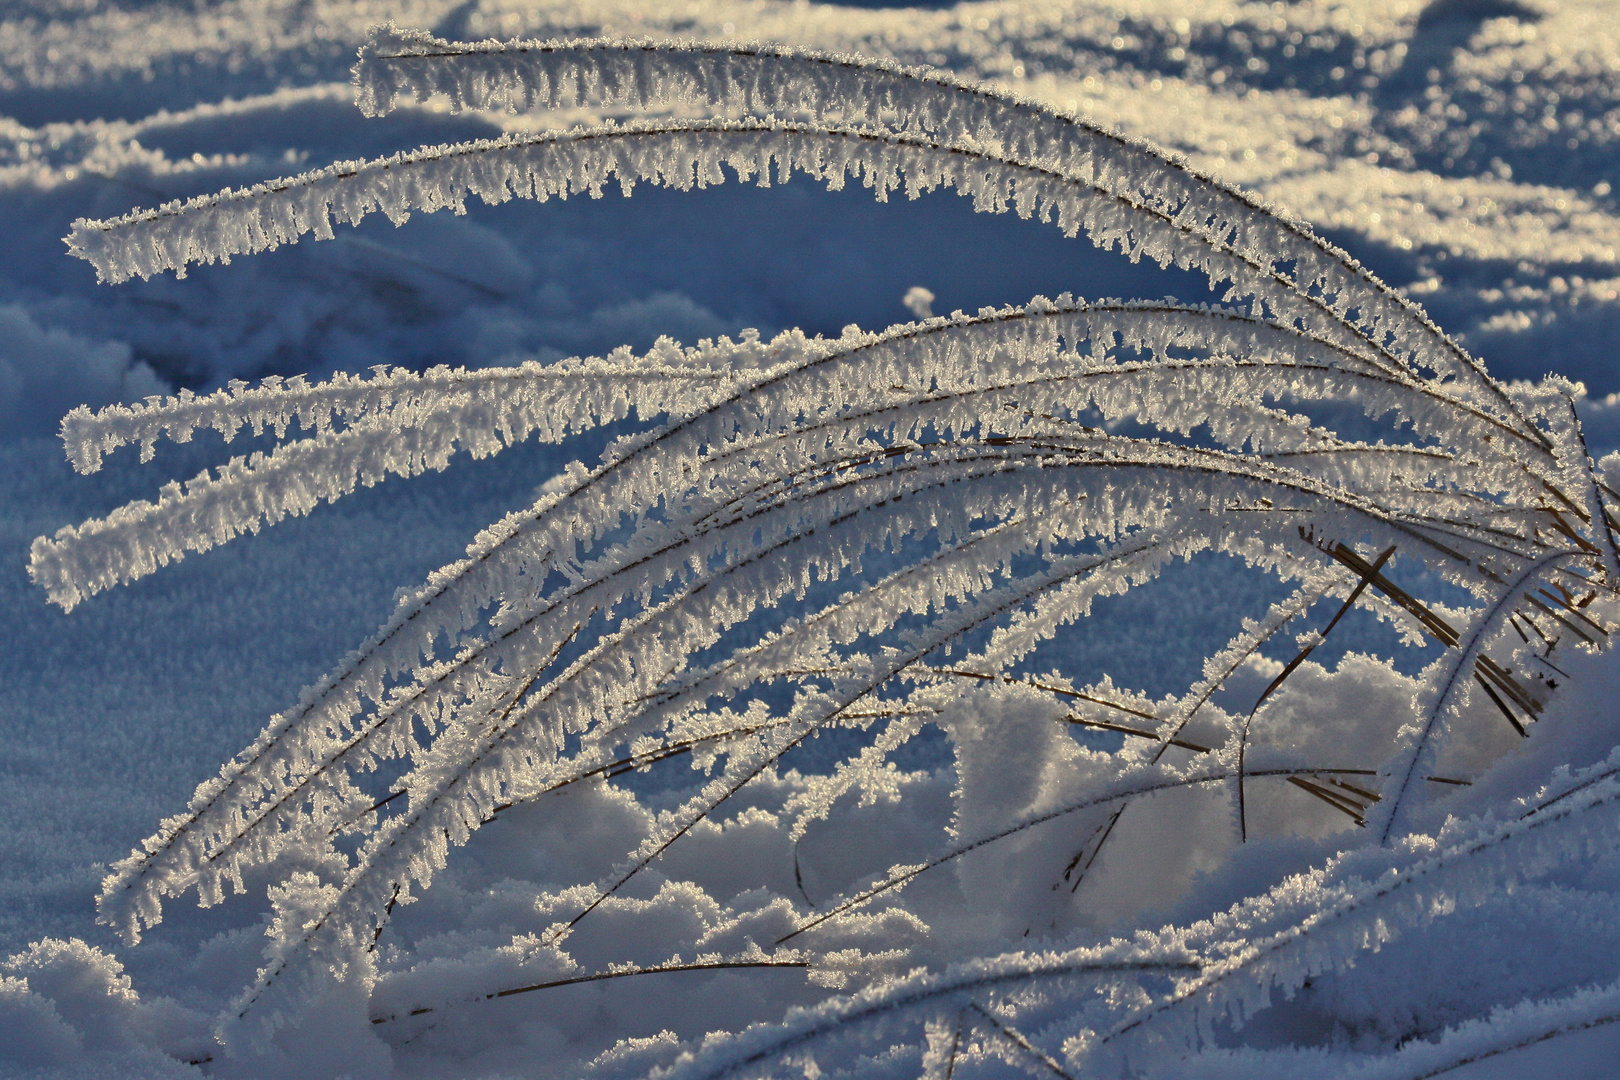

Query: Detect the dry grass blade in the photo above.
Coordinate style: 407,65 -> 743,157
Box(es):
1474,655 -> 1543,719
1063,714 -> 1211,753
924,667 -> 1157,721
1061,808 -> 1125,894
1533,588 -> 1610,638
967,1003 -> 1077,1080
1400,1011 -> 1620,1080
1320,539 -> 1461,647
945,1010 -> 965,1080
1327,777 -> 1382,802
776,766 -> 1389,944
1287,776 -> 1370,826
1254,546 -> 1396,713
1379,551 -> 1590,845
1239,546 -> 1394,839
1063,585 -> 1324,886
1474,672 -> 1528,737
368,959 -> 811,1026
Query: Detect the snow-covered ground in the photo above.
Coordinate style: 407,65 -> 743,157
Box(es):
2,1 -> 1620,1077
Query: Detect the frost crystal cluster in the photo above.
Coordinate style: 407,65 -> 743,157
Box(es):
28,24 -> 1620,1080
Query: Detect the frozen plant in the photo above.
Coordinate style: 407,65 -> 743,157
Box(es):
30,26 -> 1620,1080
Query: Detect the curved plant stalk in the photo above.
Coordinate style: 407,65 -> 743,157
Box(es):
230,521 -> 1188,1018
1375,550 -> 1589,844
87,291 -> 1557,941
1095,770 -> 1620,1066
351,29 -> 1538,442
1350,981 -> 1620,1080
575,762 -> 1620,1080
1238,545 -> 1395,841
40,298 -> 1558,611
1055,582 -> 1326,895
777,763 -> 1388,946
647,945 -> 1201,1080
368,955 -> 814,1027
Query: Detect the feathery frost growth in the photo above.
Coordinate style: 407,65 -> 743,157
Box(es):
34,24 -> 1620,1080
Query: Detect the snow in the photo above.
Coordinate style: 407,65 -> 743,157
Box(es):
2,1 -> 1620,1078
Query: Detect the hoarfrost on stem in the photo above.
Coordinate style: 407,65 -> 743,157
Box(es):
30,26 -> 1620,1080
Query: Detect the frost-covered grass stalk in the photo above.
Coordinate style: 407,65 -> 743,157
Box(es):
35,25 -> 1620,1079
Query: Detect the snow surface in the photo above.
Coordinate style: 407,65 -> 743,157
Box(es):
2,1 -> 1620,1077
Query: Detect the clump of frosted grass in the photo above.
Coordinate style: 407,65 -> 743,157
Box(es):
34,26 -> 1620,1079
